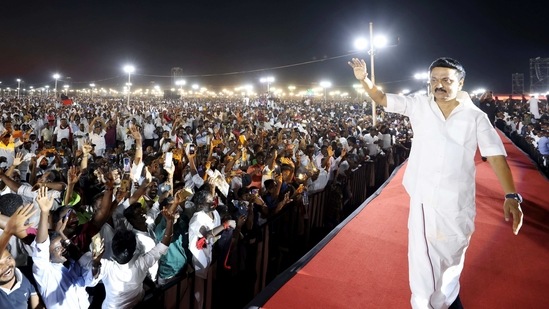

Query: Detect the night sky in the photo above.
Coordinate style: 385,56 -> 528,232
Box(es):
1,0 -> 547,94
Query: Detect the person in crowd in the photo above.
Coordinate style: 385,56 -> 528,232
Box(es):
0,81 -> 544,308
89,207 -> 175,309
349,57 -> 523,309
478,91 -> 498,126
32,186 -> 94,309
527,95 -> 541,120
0,204 -> 42,309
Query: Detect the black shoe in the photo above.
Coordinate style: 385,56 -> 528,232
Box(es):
481,156 -> 487,162
449,295 -> 463,309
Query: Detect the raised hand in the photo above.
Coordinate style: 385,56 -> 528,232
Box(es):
67,166 -> 82,186
4,204 -> 37,236
348,58 -> 369,81
130,126 -> 142,141
82,143 -> 93,155
12,152 -> 24,167
36,186 -> 54,213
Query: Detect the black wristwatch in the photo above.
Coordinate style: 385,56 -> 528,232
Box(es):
505,193 -> 523,203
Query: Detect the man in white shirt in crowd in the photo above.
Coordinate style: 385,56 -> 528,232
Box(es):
52,117 -> 72,148
527,95 -> 540,120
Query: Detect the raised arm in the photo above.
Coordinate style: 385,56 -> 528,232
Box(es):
348,58 -> 387,107
130,126 -> 143,165
35,186 -> 54,244
0,204 -> 36,253
64,166 -> 81,206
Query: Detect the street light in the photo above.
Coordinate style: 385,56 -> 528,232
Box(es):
16,79 -> 21,99
90,83 -> 96,99
123,65 -> 135,106
319,81 -> 332,103
52,73 -> 60,97
175,79 -> 186,97
260,76 -> 275,93
354,22 -> 390,125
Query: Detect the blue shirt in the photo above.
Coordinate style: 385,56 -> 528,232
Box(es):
0,268 -> 37,309
538,136 -> 549,155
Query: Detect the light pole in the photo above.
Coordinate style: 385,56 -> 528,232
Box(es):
260,76 -> 275,93
16,79 -> 21,99
123,65 -> 135,107
90,83 -> 96,100
319,81 -> 332,103
354,22 -> 389,125
53,73 -> 60,97
175,79 -> 186,98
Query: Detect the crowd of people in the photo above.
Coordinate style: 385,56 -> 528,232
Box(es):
0,86 -> 547,308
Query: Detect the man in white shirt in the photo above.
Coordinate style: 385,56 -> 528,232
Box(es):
142,115 -> 156,149
527,95 -> 540,119
32,186 -> 93,309
91,210 -> 174,309
363,127 -> 382,157
52,117 -> 72,148
349,57 -> 523,309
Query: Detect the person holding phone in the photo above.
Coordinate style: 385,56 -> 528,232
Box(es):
349,57 -> 523,308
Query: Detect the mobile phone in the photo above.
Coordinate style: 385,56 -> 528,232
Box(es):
251,188 -> 259,195
63,208 -> 74,221
164,152 -> 173,168
189,144 -> 196,155
123,157 -> 131,173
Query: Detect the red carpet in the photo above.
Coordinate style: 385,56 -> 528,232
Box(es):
263,132 -> 549,308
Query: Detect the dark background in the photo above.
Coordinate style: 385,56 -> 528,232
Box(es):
1,0 -> 547,93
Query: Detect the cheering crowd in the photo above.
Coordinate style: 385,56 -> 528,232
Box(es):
0,90 -> 547,309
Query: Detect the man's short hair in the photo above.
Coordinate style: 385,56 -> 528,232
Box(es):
429,57 -> 466,80
123,202 -> 142,219
112,229 -> 137,265
0,193 -> 24,217
193,187 -> 214,210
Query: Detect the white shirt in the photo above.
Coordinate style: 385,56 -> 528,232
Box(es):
363,133 -> 382,156
31,238 -> 92,309
53,125 -> 71,142
528,97 -> 540,119
188,210 -> 221,279
385,91 -> 506,207
89,130 -> 106,152
143,122 -> 156,139
95,243 -> 168,309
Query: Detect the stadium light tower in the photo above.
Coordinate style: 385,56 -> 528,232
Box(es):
260,76 -> 275,93
90,83 -> 96,99
354,22 -> 390,125
319,80 -> 332,103
123,65 -> 135,106
53,73 -> 60,97
16,79 -> 21,99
